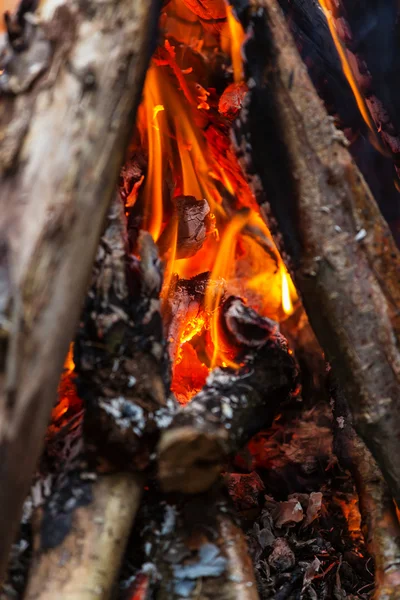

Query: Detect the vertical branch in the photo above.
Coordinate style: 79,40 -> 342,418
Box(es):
231,0 -> 400,507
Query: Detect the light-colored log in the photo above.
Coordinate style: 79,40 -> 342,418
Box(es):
0,0 -> 159,579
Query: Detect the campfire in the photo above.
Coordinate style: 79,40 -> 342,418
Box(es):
1,0 -> 400,599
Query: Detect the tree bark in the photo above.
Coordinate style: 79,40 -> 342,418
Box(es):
0,0 -> 159,581
231,0 -> 400,507
24,473 -> 143,600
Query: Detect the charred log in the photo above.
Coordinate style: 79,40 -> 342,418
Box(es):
0,0 -> 159,579
158,301 -> 297,494
158,196 -> 214,260
231,0 -> 400,509
74,198 -> 172,472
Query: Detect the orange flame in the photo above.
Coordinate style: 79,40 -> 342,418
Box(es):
317,0 -> 384,153
205,210 -> 250,369
131,3 -> 300,402
221,4 -> 245,83
138,66 -> 164,241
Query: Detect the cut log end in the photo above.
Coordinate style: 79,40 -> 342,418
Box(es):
158,426 -> 228,494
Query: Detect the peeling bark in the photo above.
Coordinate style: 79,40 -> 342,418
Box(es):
0,0 -> 160,579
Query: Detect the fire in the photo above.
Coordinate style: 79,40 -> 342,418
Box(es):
221,4 -> 245,83
317,0 -> 384,152
281,267 -> 294,316
205,210 -> 250,369
130,1 -> 299,401
52,344 -> 81,425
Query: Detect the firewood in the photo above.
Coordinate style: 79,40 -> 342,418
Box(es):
158,300 -> 297,494
231,0 -> 400,509
24,472 -> 143,600
0,0 -> 159,580
330,376 -> 400,600
143,486 -> 259,600
23,198 -> 172,598
74,199 -> 172,472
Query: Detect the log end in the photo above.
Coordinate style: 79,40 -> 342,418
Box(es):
157,426 -> 228,494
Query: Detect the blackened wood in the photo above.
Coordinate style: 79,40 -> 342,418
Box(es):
231,0 -> 400,510
222,296 -> 277,348
74,199 -> 171,471
330,376 -> 400,600
158,196 -> 214,260
158,311 -> 296,494
0,0 -> 159,580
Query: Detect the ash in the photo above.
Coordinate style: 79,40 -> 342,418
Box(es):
231,402 -> 373,599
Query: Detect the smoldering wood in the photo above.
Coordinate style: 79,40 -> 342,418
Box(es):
158,301 -> 297,494
231,0 -> 400,509
74,198 -> 171,471
158,195 -> 214,260
142,486 -> 259,600
24,472 -> 143,600
0,0 -> 159,580
330,377 -> 400,600
222,296 -> 278,349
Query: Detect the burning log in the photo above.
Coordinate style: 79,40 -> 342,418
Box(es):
330,376 -> 400,600
0,0 -> 159,580
158,299 -> 297,494
232,0 -> 400,509
158,196 -> 215,260
23,198 -> 171,598
24,473 -> 143,600
142,486 -> 259,600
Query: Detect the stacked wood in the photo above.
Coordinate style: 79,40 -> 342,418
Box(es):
24,197 -> 172,599
231,0 -> 400,511
0,0 -> 160,581
319,0 -> 400,174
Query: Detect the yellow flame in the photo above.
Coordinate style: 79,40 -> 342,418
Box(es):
224,4 -> 245,83
281,267 -> 294,315
139,67 -> 164,241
